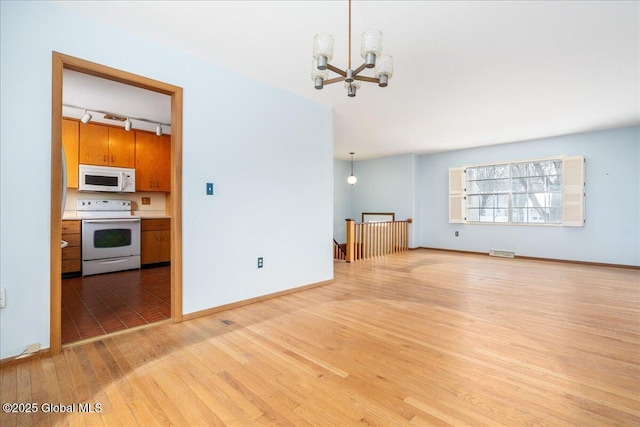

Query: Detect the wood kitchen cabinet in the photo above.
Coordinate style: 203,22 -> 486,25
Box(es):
62,220 -> 81,275
62,118 -> 79,188
135,132 -> 171,192
79,123 -> 135,168
141,218 -> 171,265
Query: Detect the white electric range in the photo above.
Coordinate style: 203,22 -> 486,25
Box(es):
77,199 -> 141,276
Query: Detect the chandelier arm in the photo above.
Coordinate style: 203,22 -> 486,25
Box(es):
352,63 -> 368,76
324,76 -> 347,85
326,64 -> 347,77
354,75 -> 380,84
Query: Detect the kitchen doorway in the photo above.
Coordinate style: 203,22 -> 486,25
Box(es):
50,52 -> 183,354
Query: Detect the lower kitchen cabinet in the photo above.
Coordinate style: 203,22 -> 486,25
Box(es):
141,218 -> 171,265
62,220 -> 81,275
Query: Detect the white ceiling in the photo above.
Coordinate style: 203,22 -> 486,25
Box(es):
63,69 -> 172,135
59,1 -> 639,160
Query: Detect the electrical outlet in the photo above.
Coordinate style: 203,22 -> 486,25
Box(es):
0,287 -> 5,308
141,197 -> 151,205
206,183 -> 214,195
257,257 -> 264,268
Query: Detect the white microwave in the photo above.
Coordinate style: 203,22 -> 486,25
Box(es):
78,165 -> 136,193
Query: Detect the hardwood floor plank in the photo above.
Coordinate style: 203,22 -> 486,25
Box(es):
1,250 -> 638,426
0,365 -> 18,427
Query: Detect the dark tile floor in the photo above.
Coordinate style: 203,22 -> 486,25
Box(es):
61,266 -> 171,344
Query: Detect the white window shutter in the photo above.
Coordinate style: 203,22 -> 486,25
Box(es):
562,155 -> 585,226
449,167 -> 465,223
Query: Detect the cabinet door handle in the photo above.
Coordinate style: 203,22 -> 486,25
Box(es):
111,156 -> 114,163
103,155 -> 107,162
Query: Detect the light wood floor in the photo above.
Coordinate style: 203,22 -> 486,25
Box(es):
2,249 -> 639,426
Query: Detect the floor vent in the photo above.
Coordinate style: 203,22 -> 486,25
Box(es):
489,250 -> 515,259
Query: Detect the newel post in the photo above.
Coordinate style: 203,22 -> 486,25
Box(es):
345,219 -> 355,263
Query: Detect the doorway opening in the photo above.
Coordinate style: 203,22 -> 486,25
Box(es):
50,52 -> 183,354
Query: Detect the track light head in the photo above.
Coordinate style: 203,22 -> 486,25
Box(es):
156,124 -> 162,136
81,110 -> 92,124
124,118 -> 132,131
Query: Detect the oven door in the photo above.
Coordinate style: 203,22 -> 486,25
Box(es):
82,218 -> 141,261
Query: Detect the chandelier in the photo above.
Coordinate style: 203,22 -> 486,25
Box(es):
311,0 -> 394,97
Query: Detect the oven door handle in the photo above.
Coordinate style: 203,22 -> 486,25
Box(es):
83,219 -> 141,223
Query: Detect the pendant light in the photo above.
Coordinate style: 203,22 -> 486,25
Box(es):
347,152 -> 357,185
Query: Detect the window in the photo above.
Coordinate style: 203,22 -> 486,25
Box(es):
449,156 -> 585,227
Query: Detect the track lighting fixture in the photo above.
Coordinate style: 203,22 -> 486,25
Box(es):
62,104 -> 170,133
80,110 -> 92,124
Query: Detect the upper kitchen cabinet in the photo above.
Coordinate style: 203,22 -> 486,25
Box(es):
79,123 -> 135,168
136,131 -> 171,192
62,118 -> 79,188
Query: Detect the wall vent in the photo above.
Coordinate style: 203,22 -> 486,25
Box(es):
489,250 -> 515,259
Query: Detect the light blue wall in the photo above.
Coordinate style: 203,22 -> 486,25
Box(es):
347,154 -> 419,247
0,2 -> 333,359
418,126 -> 640,266
333,159 -> 352,243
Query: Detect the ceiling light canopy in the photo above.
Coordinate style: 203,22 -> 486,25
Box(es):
312,0 -> 394,97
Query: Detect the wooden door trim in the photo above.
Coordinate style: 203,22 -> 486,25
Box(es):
50,52 -> 183,355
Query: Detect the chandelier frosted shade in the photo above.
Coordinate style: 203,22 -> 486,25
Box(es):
344,80 -> 361,97
361,29 -> 383,68
375,55 -> 394,87
313,33 -> 334,70
311,61 -> 329,89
